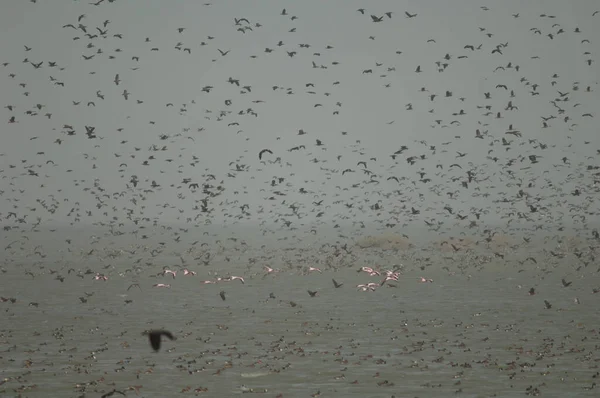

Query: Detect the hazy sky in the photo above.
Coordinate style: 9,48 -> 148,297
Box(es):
0,0 -> 598,232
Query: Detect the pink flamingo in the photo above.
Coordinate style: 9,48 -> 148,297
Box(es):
215,276 -> 245,284
308,266 -> 322,273
153,283 -> 171,288
163,269 -> 177,279
263,265 -> 280,279
380,275 -> 398,286
358,266 -> 380,276
384,270 -> 400,279
264,265 -> 276,274
419,277 -> 434,283
356,283 -> 377,292
183,269 -> 196,276
228,275 -> 245,284
94,273 -> 108,281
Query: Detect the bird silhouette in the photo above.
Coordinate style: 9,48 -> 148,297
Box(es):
142,330 -> 176,351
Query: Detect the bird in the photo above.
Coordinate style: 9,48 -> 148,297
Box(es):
127,283 -> 142,291
258,148 -> 273,160
142,330 -> 176,351
2,4 -> 600,390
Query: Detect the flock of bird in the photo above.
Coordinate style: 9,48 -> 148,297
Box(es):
1,2 -> 598,237
1,1 -> 600,396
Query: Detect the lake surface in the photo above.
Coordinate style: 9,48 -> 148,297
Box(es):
1,227 -> 599,397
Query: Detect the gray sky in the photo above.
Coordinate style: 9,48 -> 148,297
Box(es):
0,0 -> 599,233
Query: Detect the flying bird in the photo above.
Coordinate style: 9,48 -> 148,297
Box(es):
142,330 -> 176,351
259,148 -> 273,160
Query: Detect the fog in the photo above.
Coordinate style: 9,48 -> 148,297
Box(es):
1,1 -> 600,397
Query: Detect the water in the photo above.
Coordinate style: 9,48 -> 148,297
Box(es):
1,227 -> 599,397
